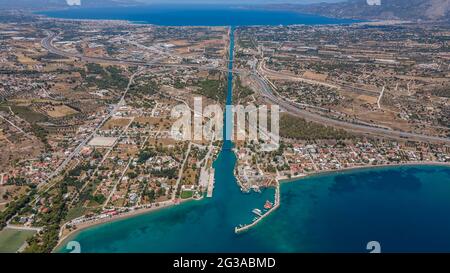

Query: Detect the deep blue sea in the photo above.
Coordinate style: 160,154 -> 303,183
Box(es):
55,24 -> 450,252
38,5 -> 359,26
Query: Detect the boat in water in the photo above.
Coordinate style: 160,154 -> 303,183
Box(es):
252,208 -> 262,217
264,200 -> 273,209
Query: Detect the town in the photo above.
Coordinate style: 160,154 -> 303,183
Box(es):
0,10 -> 449,253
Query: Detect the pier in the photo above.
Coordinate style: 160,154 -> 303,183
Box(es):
234,181 -> 281,234
206,169 -> 215,197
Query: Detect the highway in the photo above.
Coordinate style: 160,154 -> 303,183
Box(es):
250,70 -> 450,144
41,31 -> 224,71
259,58 -> 379,96
41,31 -> 450,144
42,31 -> 150,66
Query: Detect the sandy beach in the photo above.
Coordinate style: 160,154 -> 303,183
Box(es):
55,161 -> 449,251
56,198 -> 196,251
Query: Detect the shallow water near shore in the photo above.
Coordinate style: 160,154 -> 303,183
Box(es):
58,164 -> 450,253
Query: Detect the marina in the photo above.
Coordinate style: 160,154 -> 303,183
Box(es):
235,182 -> 281,234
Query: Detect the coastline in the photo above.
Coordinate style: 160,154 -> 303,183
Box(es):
55,161 -> 450,251
278,161 -> 450,184
34,8 -> 449,250
49,162 -> 450,253
234,162 -> 450,233
55,197 -> 196,252
36,15 -> 150,27
235,180 -> 280,234
34,8 -> 364,28
35,15 -> 239,28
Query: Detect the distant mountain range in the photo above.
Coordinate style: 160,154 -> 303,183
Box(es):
264,0 -> 450,21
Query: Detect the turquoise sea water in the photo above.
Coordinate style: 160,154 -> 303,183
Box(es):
57,25 -> 450,253
38,5 -> 359,26
59,164 -> 450,253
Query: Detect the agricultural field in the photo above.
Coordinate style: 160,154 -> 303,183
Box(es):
0,228 -> 36,253
43,105 -> 79,118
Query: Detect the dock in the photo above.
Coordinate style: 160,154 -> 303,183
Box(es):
206,169 -> 215,197
234,181 -> 280,234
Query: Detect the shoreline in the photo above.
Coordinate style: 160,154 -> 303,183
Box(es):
33,10 -> 365,28
36,15 -> 154,27
278,161 -> 450,184
31,5 -> 415,27
55,161 -> 450,251
55,197 -> 196,252
235,162 -> 450,233
235,180 -> 280,234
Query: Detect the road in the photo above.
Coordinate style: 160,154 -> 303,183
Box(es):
103,157 -> 133,209
42,31 -> 149,67
259,59 -> 379,96
377,86 -> 385,109
41,31 -> 223,71
41,31 -> 449,144
0,114 -> 32,139
39,68 -> 141,193
6,224 -> 43,232
172,142 -> 192,200
250,70 -> 450,144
